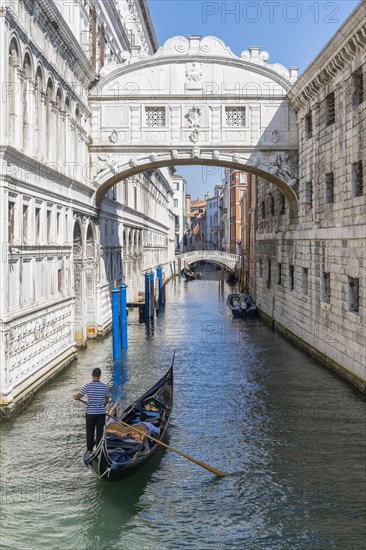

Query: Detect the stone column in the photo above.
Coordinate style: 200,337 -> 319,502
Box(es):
69,117 -> 77,173
40,90 -> 48,161
49,100 -> 58,163
59,109 -> 66,170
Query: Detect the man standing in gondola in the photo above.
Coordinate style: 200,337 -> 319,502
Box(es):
73,368 -> 110,453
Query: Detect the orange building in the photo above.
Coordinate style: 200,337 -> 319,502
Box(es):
190,198 -> 207,249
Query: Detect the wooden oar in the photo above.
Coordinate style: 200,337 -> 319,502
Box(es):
78,399 -> 227,477
106,413 -> 228,478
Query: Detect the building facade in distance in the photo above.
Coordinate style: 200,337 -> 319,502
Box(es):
172,173 -> 188,252
206,185 -> 224,250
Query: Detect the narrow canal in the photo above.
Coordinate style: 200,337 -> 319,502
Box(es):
1,273 -> 365,550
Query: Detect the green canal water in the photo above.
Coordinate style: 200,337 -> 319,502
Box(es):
1,275 -> 365,549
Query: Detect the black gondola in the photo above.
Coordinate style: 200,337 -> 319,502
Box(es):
182,263 -> 202,281
84,362 -> 173,482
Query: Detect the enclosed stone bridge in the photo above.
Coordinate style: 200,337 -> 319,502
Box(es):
177,251 -> 240,272
89,35 -> 300,219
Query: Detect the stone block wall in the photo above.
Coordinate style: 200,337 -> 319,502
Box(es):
255,3 -> 366,392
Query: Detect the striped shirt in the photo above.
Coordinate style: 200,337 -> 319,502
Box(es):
80,381 -> 110,414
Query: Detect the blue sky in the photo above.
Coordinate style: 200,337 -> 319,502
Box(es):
148,0 -> 360,197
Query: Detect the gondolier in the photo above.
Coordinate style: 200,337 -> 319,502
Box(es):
73,368 -> 110,453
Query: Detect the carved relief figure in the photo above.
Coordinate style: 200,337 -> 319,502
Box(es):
186,106 -> 202,128
186,63 -> 203,82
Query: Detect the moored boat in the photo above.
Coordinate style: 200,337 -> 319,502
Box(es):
227,293 -> 258,318
84,362 -> 173,482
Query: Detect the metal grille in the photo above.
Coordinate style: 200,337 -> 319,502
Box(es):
305,112 -> 313,139
352,68 -> 364,107
305,181 -> 313,207
326,93 -> 335,126
145,107 -> 166,127
225,107 -> 246,127
325,173 -> 334,203
352,160 -> 363,197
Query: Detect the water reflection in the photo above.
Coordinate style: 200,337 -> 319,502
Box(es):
0,269 -> 365,550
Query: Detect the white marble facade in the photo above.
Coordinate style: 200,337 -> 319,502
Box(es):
0,0 -> 174,409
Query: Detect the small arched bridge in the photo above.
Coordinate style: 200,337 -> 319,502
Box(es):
177,251 -> 240,272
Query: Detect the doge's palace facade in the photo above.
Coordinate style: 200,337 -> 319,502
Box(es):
0,0 -> 175,411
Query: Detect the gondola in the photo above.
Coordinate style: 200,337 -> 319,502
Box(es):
182,263 -> 202,281
83,362 -> 173,482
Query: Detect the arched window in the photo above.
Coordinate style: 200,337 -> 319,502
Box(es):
74,104 -> 81,163
73,221 -> 82,259
65,95 -> 71,115
86,224 -> 95,258
22,52 -> 33,152
8,38 -> 20,142
56,87 -> 63,165
35,65 -> 44,157
46,77 -> 54,160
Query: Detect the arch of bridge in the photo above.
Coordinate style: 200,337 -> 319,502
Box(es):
180,251 -> 239,272
89,35 -> 299,217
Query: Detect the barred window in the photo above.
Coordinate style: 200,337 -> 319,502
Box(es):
325,173 -> 334,204
267,259 -> 271,289
271,196 -> 275,216
259,258 -> 263,278
352,160 -> 363,197
305,112 -> 313,139
145,107 -> 166,127
348,277 -> 359,312
280,193 -> 286,215
305,181 -> 313,207
261,200 -> 266,219
302,268 -> 309,296
321,272 -> 330,303
289,265 -> 295,291
352,68 -> 364,107
277,263 -> 282,285
225,107 -> 246,127
326,92 -> 335,126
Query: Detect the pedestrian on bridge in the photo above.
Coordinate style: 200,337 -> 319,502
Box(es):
73,368 -> 110,453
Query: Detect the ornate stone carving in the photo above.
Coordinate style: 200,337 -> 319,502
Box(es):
171,150 -> 179,159
232,153 -> 240,164
212,150 -> 220,160
270,154 -> 298,186
247,157 -> 260,168
5,305 -> 73,383
189,129 -> 200,144
97,155 -> 119,175
149,153 -> 157,162
109,130 -> 119,143
186,63 -> 203,82
129,159 -> 137,168
191,147 -> 200,159
186,106 -> 201,127
271,129 -> 280,143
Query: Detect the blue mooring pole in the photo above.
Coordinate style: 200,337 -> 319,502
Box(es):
111,287 -> 121,360
119,282 -> 128,349
149,271 -> 155,318
145,271 -> 150,320
156,265 -> 163,310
